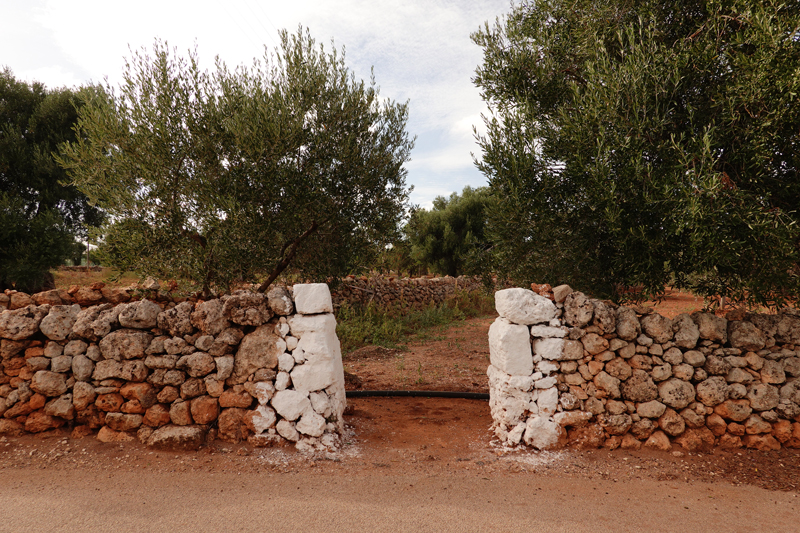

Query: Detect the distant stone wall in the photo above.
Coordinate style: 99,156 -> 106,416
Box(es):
488,287 -> 800,453
0,284 -> 346,453
331,275 -> 485,309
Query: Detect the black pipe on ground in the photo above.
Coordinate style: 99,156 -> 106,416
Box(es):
345,390 -> 489,400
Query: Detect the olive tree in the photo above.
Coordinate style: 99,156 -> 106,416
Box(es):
473,0 -> 800,305
59,28 -> 413,296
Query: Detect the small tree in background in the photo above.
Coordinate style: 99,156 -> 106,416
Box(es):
405,186 -> 492,277
59,28 -> 414,296
0,69 -> 104,291
473,0 -> 800,305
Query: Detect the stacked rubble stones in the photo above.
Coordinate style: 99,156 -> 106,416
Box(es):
332,275 -> 484,309
0,283 -> 346,452
488,287 -> 800,452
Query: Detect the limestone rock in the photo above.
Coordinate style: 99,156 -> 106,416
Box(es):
615,307 -> 641,341
641,314 -> 673,343
621,370 -> 658,402
552,284 -> 572,303
728,321 -> 766,352
44,394 -> 75,420
593,371 -> 621,399
190,299 -> 230,336
120,382 -> 156,409
169,401 -> 193,425
592,301 -> 616,334
146,425 -> 205,451
276,419 -> 300,442
598,413 -> 632,436
229,325 -> 284,384
99,329 -> 153,360
118,300 -> 161,329
105,412 -> 143,432
143,404 -> 171,427
245,405 -> 277,434
223,291 -> 272,326
696,377 -> 728,406
637,400 -> 667,419
746,383 -> 779,411
563,292 -> 594,328
672,313 -> 700,349
605,358 -> 632,381
293,283 -> 333,315
39,305 -> 81,341
190,395 -> 220,424
676,427 -> 715,452
761,360 -> 786,385
691,312 -> 727,343
523,416 -> 563,450
714,399 -> 752,422
0,305 -> 48,340
494,288 -> 556,325
71,355 -> 94,382
553,411 -> 592,427
488,318 -> 533,375
658,378 -> 696,409
177,352 -> 216,378
30,370 -> 67,397
658,408 -> 685,436
156,301 -> 194,337
581,333 -> 608,356
271,389 -> 311,421
267,286 -> 294,315
296,409 -> 326,437
73,382 -> 96,411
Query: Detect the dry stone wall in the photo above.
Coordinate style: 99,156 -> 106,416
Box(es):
0,283 -> 346,453
331,275 -> 484,309
489,287 -> 800,453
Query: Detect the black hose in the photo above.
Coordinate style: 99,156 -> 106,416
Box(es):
346,390 -> 489,400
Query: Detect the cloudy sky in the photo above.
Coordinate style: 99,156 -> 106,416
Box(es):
2,0 -> 512,208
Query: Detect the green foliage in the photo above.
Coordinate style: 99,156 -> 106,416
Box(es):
473,0 -> 800,306
405,186 -> 492,277
336,290 -> 495,353
58,29 -> 414,296
0,68 -> 104,290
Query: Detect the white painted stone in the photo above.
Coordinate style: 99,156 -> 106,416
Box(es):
278,353 -> 295,372
537,386 -> 559,416
285,336 -> 299,351
254,381 -> 275,405
277,321 -> 290,338
276,419 -> 299,441
535,376 -> 557,389
296,408 -> 326,437
488,317 -> 533,376
495,288 -> 557,325
291,347 -> 306,364
287,313 -> 336,338
293,283 -> 333,314
487,364 -> 533,393
536,360 -> 559,375
275,371 -> 291,391
310,391 -> 332,418
507,422 -> 526,445
523,416 -> 563,450
290,360 -> 336,392
529,325 -> 568,338
271,389 -> 311,421
533,337 -> 565,361
250,405 -> 276,433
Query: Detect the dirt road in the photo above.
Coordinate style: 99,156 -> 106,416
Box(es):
1,463 -> 797,532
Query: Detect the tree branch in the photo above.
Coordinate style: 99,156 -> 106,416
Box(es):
257,221 -> 320,292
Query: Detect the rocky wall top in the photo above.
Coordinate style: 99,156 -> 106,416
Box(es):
488,287 -> 800,453
331,275 -> 485,308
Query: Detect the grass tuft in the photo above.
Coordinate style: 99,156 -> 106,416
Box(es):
336,290 -> 495,355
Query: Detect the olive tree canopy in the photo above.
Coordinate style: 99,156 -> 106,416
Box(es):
473,0 -> 800,305
59,28 -> 414,295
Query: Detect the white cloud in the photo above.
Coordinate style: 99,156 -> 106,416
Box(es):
1,0 -> 511,205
